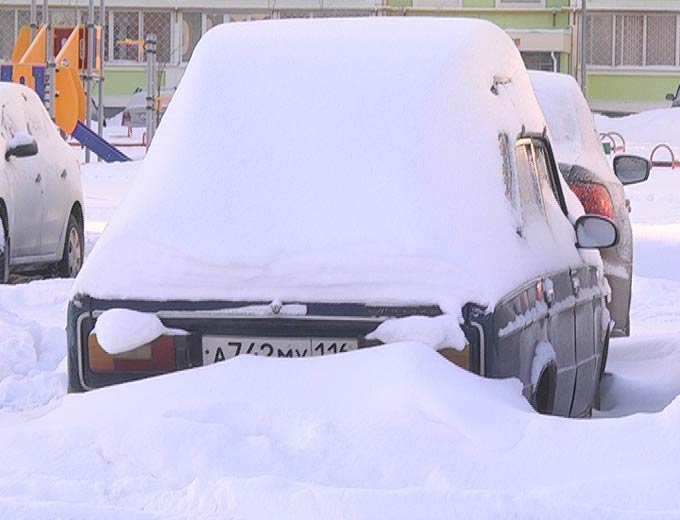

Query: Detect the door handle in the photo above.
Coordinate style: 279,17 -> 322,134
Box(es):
60,169 -> 67,179
34,173 -> 41,183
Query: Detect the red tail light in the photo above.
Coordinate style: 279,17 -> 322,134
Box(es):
567,181 -> 614,219
121,111 -> 131,125
88,333 -> 176,373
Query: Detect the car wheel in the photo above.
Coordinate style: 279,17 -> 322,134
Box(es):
57,214 -> 84,278
0,223 -> 8,284
532,364 -> 556,415
599,328 -> 611,383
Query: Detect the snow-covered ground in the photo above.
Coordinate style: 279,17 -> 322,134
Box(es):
0,109 -> 679,517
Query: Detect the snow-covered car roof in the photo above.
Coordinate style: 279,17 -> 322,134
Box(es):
529,71 -> 616,183
0,82 -> 52,132
73,17 -> 587,311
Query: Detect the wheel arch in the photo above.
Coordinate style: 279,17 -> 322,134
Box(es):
70,201 -> 84,229
530,342 -> 557,415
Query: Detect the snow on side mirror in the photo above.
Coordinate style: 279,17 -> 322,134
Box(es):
94,308 -> 188,355
613,155 -> 651,186
667,93 -> 676,102
575,215 -> 619,249
5,132 -> 38,161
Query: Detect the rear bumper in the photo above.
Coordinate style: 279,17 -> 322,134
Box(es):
67,297 -> 450,392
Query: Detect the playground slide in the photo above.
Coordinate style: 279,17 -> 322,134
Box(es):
72,122 -> 131,163
2,24 -> 131,163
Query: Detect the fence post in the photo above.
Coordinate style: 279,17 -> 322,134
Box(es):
145,33 -> 157,150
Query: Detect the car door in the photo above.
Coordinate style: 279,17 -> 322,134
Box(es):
531,138 -> 605,417
491,134 -> 578,416
570,263 -> 606,416
1,97 -> 43,258
25,95 -> 70,256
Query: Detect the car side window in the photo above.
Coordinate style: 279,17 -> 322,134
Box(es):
515,140 -> 546,226
499,133 -> 522,235
530,139 -> 569,218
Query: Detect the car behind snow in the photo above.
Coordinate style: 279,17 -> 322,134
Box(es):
120,88 -> 174,130
69,18 -> 618,417
530,71 -> 650,338
666,84 -> 680,108
0,83 -> 84,282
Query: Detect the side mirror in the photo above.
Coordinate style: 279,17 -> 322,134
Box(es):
5,132 -> 38,161
575,215 -> 619,249
613,154 -> 651,186
667,93 -> 676,102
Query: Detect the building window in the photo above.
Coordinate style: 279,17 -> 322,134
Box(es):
0,9 -> 15,61
206,13 -> 224,31
143,11 -> 172,63
587,13 -> 679,68
615,15 -> 643,66
49,8 -> 78,26
647,15 -> 677,66
587,13 -> 614,66
181,12 -> 202,62
112,10 -> 140,62
521,52 -> 560,72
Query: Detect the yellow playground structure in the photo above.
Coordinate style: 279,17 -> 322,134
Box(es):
1,10 -> 130,162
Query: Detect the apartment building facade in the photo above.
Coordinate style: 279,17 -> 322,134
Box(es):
0,0 -> 677,112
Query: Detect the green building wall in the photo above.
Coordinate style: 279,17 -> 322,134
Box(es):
588,73 -> 679,105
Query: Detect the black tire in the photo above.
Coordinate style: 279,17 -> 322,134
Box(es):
0,210 -> 9,284
0,222 -> 8,284
57,214 -> 84,278
532,364 -> 556,415
599,328 -> 611,383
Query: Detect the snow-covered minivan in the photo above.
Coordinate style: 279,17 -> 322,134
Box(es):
0,83 -> 84,282
68,18 -> 617,417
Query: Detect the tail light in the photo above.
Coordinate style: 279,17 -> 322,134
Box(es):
439,345 -> 470,370
88,333 -> 176,373
567,181 -> 614,219
121,111 -> 131,125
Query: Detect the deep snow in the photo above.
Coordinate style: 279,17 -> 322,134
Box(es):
0,102 -> 679,517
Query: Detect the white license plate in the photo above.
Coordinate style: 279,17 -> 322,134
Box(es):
202,336 -> 359,365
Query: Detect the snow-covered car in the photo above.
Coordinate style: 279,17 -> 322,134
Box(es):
68,18 -> 618,417
530,71 -> 650,338
0,83 -> 84,282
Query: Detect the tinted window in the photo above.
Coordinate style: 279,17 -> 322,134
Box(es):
516,142 -> 546,225
499,133 -> 522,234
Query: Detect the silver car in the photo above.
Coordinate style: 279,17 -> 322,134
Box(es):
530,71 -> 649,338
0,83 -> 84,282
121,88 -> 174,130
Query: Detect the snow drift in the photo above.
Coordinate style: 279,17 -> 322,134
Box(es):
0,344 -> 679,519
